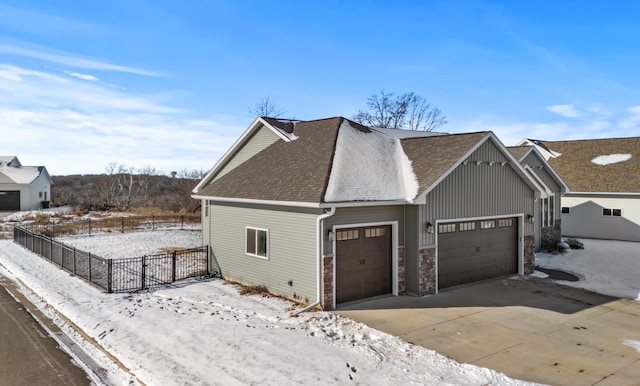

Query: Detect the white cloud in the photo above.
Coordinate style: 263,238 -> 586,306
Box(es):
0,43 -> 161,77
546,104 -> 581,118
65,71 -> 99,81
0,64 -> 242,175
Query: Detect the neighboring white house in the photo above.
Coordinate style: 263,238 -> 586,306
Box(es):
519,137 -> 640,242
0,156 -> 52,211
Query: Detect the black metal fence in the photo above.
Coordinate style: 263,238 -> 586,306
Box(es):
23,214 -> 200,238
13,225 -> 209,293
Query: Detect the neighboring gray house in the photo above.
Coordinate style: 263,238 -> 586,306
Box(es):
193,117 -> 542,309
520,137 -> 640,242
0,156 -> 52,211
508,146 -> 569,251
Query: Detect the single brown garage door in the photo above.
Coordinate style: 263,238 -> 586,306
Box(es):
336,225 -> 392,304
0,191 -> 20,211
438,218 -> 517,289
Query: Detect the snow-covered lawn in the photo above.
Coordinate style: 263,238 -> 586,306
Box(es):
536,238 -> 640,301
0,236 -> 534,385
57,229 -> 202,259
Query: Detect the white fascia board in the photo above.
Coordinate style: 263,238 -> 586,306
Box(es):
192,117 -> 292,194
191,194 -> 411,209
524,166 -> 550,198
191,195 -> 323,208
524,147 -> 570,194
564,192 -> 640,197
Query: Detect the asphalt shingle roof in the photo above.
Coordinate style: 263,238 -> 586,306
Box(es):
538,137 -> 640,193
198,118 -> 494,203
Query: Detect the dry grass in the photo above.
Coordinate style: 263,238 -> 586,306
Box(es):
157,247 -> 190,254
238,284 -> 269,296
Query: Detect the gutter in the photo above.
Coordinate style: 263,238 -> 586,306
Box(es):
294,206 -> 336,315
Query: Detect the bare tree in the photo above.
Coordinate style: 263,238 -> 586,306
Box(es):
249,96 -> 285,118
353,91 -> 447,131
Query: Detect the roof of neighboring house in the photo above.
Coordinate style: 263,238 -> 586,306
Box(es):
0,156 -> 21,167
521,137 -> 640,193
195,117 -> 536,205
0,165 -> 48,184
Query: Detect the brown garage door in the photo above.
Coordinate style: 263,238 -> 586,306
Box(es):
336,225 -> 392,304
0,191 -> 20,211
438,218 -> 517,289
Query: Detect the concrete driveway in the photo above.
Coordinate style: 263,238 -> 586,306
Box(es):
336,276 -> 640,385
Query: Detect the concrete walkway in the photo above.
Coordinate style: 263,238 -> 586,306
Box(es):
336,277 -> 640,385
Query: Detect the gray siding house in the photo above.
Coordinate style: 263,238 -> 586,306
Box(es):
194,117 -> 542,309
520,137 -> 640,242
508,146 -> 569,251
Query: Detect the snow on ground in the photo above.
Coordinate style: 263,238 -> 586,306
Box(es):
0,236 -> 535,386
58,230 -> 202,259
536,238 -> 640,301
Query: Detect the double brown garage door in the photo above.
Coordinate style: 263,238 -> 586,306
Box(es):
336,225 -> 392,304
0,191 -> 20,211
438,217 -> 518,289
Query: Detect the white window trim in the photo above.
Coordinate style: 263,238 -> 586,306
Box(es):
245,226 -> 269,259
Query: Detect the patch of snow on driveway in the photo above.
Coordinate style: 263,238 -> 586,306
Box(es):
536,238 -> 640,301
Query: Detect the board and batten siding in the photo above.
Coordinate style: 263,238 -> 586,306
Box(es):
403,205 -> 420,295
419,140 -> 536,246
323,205 -> 405,255
209,201 -> 322,303
213,124 -> 280,182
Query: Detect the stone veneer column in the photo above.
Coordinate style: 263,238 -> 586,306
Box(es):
321,255 -> 334,310
418,247 -> 436,295
524,235 -> 535,274
541,219 -> 562,252
397,245 -> 406,295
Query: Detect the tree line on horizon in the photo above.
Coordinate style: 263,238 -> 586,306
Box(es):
52,163 -> 205,213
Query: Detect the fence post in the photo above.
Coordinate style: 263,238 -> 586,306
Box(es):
172,251 -> 177,282
73,245 -> 76,273
152,215 -> 155,231
88,251 -> 92,283
121,217 -> 124,233
206,246 -> 210,274
89,218 -> 92,236
141,256 -> 146,290
50,236 -> 53,261
107,259 -> 113,293
181,215 -> 184,230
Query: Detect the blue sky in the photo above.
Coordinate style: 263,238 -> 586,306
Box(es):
1,0 -> 639,175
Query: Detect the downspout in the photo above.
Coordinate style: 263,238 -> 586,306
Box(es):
294,206 -> 336,315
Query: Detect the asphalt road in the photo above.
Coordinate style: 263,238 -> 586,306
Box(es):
0,281 -> 90,386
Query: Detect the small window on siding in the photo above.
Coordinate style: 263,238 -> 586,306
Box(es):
246,227 -> 268,258
459,222 -> 476,231
603,208 -> 622,217
480,220 -> 496,229
561,207 -> 570,214
438,223 -> 456,233
498,218 -> 513,227
39,191 -> 43,198
365,227 -> 386,238
336,229 -> 359,241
